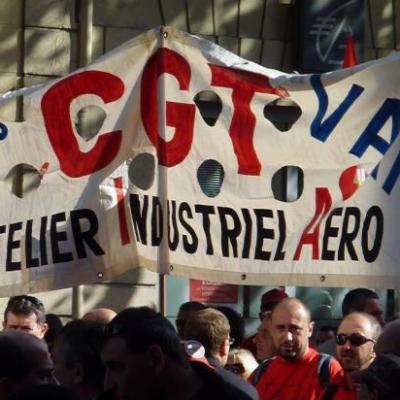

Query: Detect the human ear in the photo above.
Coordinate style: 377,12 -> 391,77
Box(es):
146,345 -> 165,373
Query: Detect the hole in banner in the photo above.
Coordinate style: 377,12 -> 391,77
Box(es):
272,166 -> 304,202
128,153 -> 155,190
194,91 -> 222,126
5,163 -> 42,198
75,105 -> 106,141
197,159 -> 224,197
264,98 -> 302,132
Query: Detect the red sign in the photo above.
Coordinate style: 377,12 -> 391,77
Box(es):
190,279 -> 238,304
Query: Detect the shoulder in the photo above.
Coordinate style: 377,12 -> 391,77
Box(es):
248,357 -> 276,386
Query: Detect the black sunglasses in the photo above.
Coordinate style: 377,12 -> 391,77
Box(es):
335,333 -> 376,347
8,295 -> 44,308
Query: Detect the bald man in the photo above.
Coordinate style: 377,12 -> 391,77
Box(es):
82,308 -> 116,324
251,298 -> 341,400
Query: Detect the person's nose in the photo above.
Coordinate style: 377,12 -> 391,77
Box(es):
283,330 -> 293,342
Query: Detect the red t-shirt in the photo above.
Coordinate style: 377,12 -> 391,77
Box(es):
255,348 -> 342,400
320,370 -> 357,400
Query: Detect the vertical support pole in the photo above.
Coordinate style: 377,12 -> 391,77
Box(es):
72,0 -> 93,319
159,274 -> 167,316
16,0 -> 25,123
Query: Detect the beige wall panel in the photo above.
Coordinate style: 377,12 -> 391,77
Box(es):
92,25 -> 105,60
240,37 -> 262,64
364,47 -> 378,61
161,0 -> 188,31
25,0 -> 77,29
262,0 -> 291,41
239,0 -> 265,39
377,48 -> 396,58
261,39 -> 284,70
368,0 -> 394,49
109,268 -> 158,285
94,0 -> 162,29
0,72 -> 16,121
0,0 -> 22,26
186,0 -> 214,35
0,25 -> 19,73
214,0 -> 239,37
24,28 -> 78,76
105,27 -> 144,52
80,283 -> 158,314
218,35 -> 239,54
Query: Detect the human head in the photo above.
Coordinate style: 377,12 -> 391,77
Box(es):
82,308 -> 116,324
43,314 -> 63,352
352,353 -> 400,399
102,307 -> 189,400
52,320 -> 105,400
375,319 -> 400,356
3,295 -> 48,339
342,289 -> 385,326
315,325 -> 336,346
270,298 -> 313,361
336,312 -> 382,373
215,306 -> 244,349
0,331 -> 55,399
225,348 -> 258,380
259,288 -> 288,320
253,315 -> 276,361
175,301 -> 205,337
183,308 -> 231,366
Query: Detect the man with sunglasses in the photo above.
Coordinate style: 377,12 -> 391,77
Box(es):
320,312 -> 382,399
3,295 -> 48,339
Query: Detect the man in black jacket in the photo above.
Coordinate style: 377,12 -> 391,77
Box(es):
101,306 -> 257,400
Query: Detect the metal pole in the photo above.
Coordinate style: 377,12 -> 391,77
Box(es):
16,0 -> 25,122
72,0 -> 93,319
159,274 -> 167,316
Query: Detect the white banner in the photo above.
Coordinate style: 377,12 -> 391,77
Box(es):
0,27 -> 399,295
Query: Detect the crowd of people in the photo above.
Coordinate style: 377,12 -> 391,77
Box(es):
0,288 -> 399,400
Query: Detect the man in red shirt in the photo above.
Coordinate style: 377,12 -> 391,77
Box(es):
320,312 -> 382,400
253,298 -> 342,400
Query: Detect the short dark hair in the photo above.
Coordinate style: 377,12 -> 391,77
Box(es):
58,320 -> 105,388
104,307 -> 187,366
215,306 -> 244,348
342,289 -> 379,316
178,301 -> 205,313
4,295 -> 46,324
0,333 -> 31,379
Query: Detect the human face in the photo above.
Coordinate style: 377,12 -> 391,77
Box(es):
253,317 -> 275,361
336,315 -> 376,372
3,312 -> 48,339
25,346 -> 56,385
363,298 -> 385,327
102,336 -> 157,400
52,338 -> 75,387
270,302 -> 313,361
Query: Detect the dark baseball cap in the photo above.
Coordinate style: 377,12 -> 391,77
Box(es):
260,288 -> 288,311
